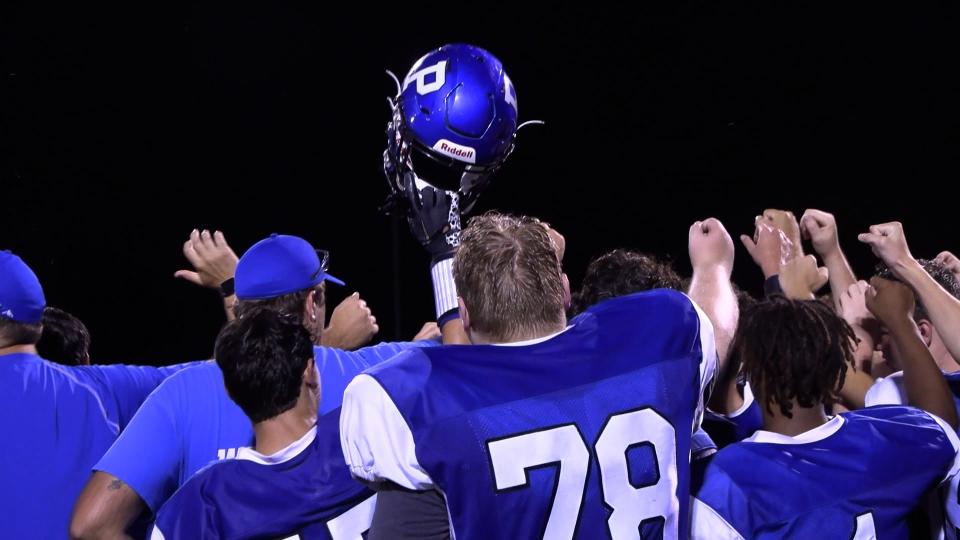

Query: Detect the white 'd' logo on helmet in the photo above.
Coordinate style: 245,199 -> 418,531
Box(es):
433,139 -> 476,164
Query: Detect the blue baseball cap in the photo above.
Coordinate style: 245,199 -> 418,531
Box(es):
235,234 -> 345,300
0,251 -> 46,324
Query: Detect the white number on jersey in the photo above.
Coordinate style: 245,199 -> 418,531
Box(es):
487,408 -> 679,540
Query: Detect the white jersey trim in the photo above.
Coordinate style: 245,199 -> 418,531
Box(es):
236,426 -> 316,466
340,374 -> 433,490
690,496 -> 745,539
744,415 -> 845,445
864,370 -> 906,407
723,382 -> 756,420
491,326 -> 572,347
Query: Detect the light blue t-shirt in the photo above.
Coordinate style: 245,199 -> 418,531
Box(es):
0,353 -> 195,539
95,340 -> 436,512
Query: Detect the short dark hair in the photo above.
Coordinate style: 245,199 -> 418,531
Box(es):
234,286 -> 324,323
214,309 -> 314,424
875,258 -> 960,322
733,296 -> 855,418
0,316 -> 42,347
36,307 -> 91,365
571,249 -> 683,316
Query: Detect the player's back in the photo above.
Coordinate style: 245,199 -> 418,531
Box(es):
692,406 -> 960,539
864,370 -> 960,539
343,289 -> 715,539
153,409 -> 374,540
1,352 -> 120,538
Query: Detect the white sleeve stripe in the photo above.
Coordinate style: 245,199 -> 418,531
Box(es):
685,295 -> 718,434
923,411 -> 960,485
688,297 -> 718,399
724,382 -> 755,420
864,371 -> 907,407
431,258 -> 458,319
340,374 -> 434,490
690,497 -> 745,539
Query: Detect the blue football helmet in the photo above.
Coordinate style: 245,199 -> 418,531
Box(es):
383,43 -> 537,215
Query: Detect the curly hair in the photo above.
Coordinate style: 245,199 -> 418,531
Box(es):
875,258 -> 960,322
732,296 -> 855,418
570,249 -> 683,316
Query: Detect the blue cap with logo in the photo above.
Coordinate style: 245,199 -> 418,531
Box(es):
235,234 -> 344,300
0,250 -> 46,324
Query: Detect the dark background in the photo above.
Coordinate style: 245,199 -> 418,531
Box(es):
1,4 -> 957,364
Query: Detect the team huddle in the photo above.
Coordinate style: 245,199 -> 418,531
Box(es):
4,43 -> 960,539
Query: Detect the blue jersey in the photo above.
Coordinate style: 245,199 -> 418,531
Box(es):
153,409 -> 374,540
704,382 -> 764,448
0,352 -> 194,539
96,340 -> 434,513
341,290 -> 716,539
692,406 -> 960,539
866,370 -> 960,539
866,370 -> 960,415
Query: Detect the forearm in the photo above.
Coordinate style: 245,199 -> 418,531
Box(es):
889,318 -> 958,428
688,267 -> 738,370
430,257 -> 468,345
838,363 -> 874,410
70,472 -> 145,540
822,249 -> 857,309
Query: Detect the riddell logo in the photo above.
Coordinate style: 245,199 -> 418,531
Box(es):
433,139 -> 476,163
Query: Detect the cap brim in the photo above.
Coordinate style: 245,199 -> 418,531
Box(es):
322,272 -> 345,286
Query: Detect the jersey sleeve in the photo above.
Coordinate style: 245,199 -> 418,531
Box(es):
691,458 -> 752,539
339,374 -> 433,490
690,497 -> 746,540
922,410 -> 960,485
717,383 -> 765,442
687,295 -> 719,432
150,471 -> 210,540
864,371 -> 906,407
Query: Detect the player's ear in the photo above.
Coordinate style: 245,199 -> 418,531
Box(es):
458,297 -> 471,336
303,357 -> 319,388
561,273 -> 572,311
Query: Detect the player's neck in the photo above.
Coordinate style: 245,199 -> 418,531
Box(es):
253,405 -> 316,456
762,403 -> 829,438
0,344 -> 38,357
934,351 -> 960,373
470,320 -> 567,345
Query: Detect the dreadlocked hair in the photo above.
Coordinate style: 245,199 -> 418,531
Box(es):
732,295 -> 855,418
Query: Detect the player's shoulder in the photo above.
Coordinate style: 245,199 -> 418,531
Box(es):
359,344 -> 439,396
844,404 -> 959,454
149,360 -> 221,395
130,361 -> 224,420
162,457 -> 225,510
148,359 -> 216,384
587,288 -> 696,317
580,289 -> 702,334
844,404 -> 942,429
155,457 -> 240,535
